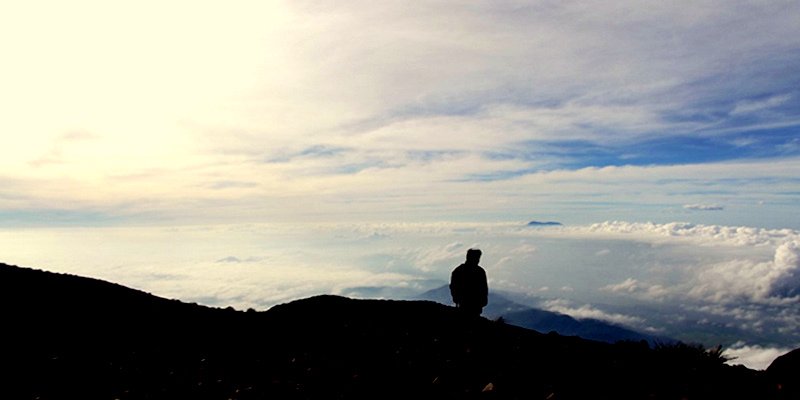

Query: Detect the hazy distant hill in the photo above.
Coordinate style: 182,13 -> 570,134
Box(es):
1,262 -> 795,399
416,285 -> 667,344
415,285 -> 530,318
527,220 -> 563,227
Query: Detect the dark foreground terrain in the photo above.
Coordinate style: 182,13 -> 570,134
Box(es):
1,262 -> 797,399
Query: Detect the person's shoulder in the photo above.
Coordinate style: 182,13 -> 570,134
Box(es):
452,263 -> 468,273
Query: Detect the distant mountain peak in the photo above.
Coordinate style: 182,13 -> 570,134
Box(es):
527,220 -> 563,227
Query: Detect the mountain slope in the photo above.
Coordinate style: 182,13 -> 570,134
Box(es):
414,284 -> 528,317
416,285 -> 666,344
501,308 -> 668,344
0,262 -> 788,399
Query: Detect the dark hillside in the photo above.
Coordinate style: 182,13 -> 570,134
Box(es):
0,263 -> 788,399
767,348 -> 800,398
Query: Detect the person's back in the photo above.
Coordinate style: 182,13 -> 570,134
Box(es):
450,249 -> 488,317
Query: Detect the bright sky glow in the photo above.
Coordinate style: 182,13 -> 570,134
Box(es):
2,1 -> 799,370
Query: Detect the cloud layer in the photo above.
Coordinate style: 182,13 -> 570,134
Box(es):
1,1 -> 799,227
3,221 -> 797,352
568,221 -> 800,304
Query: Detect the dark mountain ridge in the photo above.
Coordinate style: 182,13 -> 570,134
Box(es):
1,262 -> 796,399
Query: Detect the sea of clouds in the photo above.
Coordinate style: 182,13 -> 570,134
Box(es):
2,220 -> 797,369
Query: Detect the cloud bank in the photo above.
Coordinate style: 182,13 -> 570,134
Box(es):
3,220 -> 797,355
568,221 -> 800,304
725,342 -> 795,370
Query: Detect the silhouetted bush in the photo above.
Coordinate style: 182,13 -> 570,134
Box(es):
654,341 -> 730,366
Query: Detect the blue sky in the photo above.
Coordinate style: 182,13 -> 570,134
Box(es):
1,1 -> 799,369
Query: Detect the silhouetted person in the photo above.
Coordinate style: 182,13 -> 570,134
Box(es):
450,249 -> 488,317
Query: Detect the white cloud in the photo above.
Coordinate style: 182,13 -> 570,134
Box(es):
603,278 -> 641,294
493,256 -> 514,269
730,94 -> 792,116
724,342 -> 794,370
445,242 -> 465,252
688,240 -> 800,304
602,278 -> 670,300
216,256 -> 243,263
574,220 -> 799,247
511,243 -> 538,255
543,299 -> 645,327
565,221 -> 800,303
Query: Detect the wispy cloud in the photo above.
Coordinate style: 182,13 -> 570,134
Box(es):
28,131 -> 99,168
208,181 -> 259,190
724,342 -> 795,370
601,278 -> 670,301
543,299 -> 646,327
1,1 -> 798,226
602,278 -> 641,294
730,94 -> 793,116
684,204 -> 724,211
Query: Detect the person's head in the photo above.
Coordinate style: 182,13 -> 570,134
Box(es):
466,248 -> 482,264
